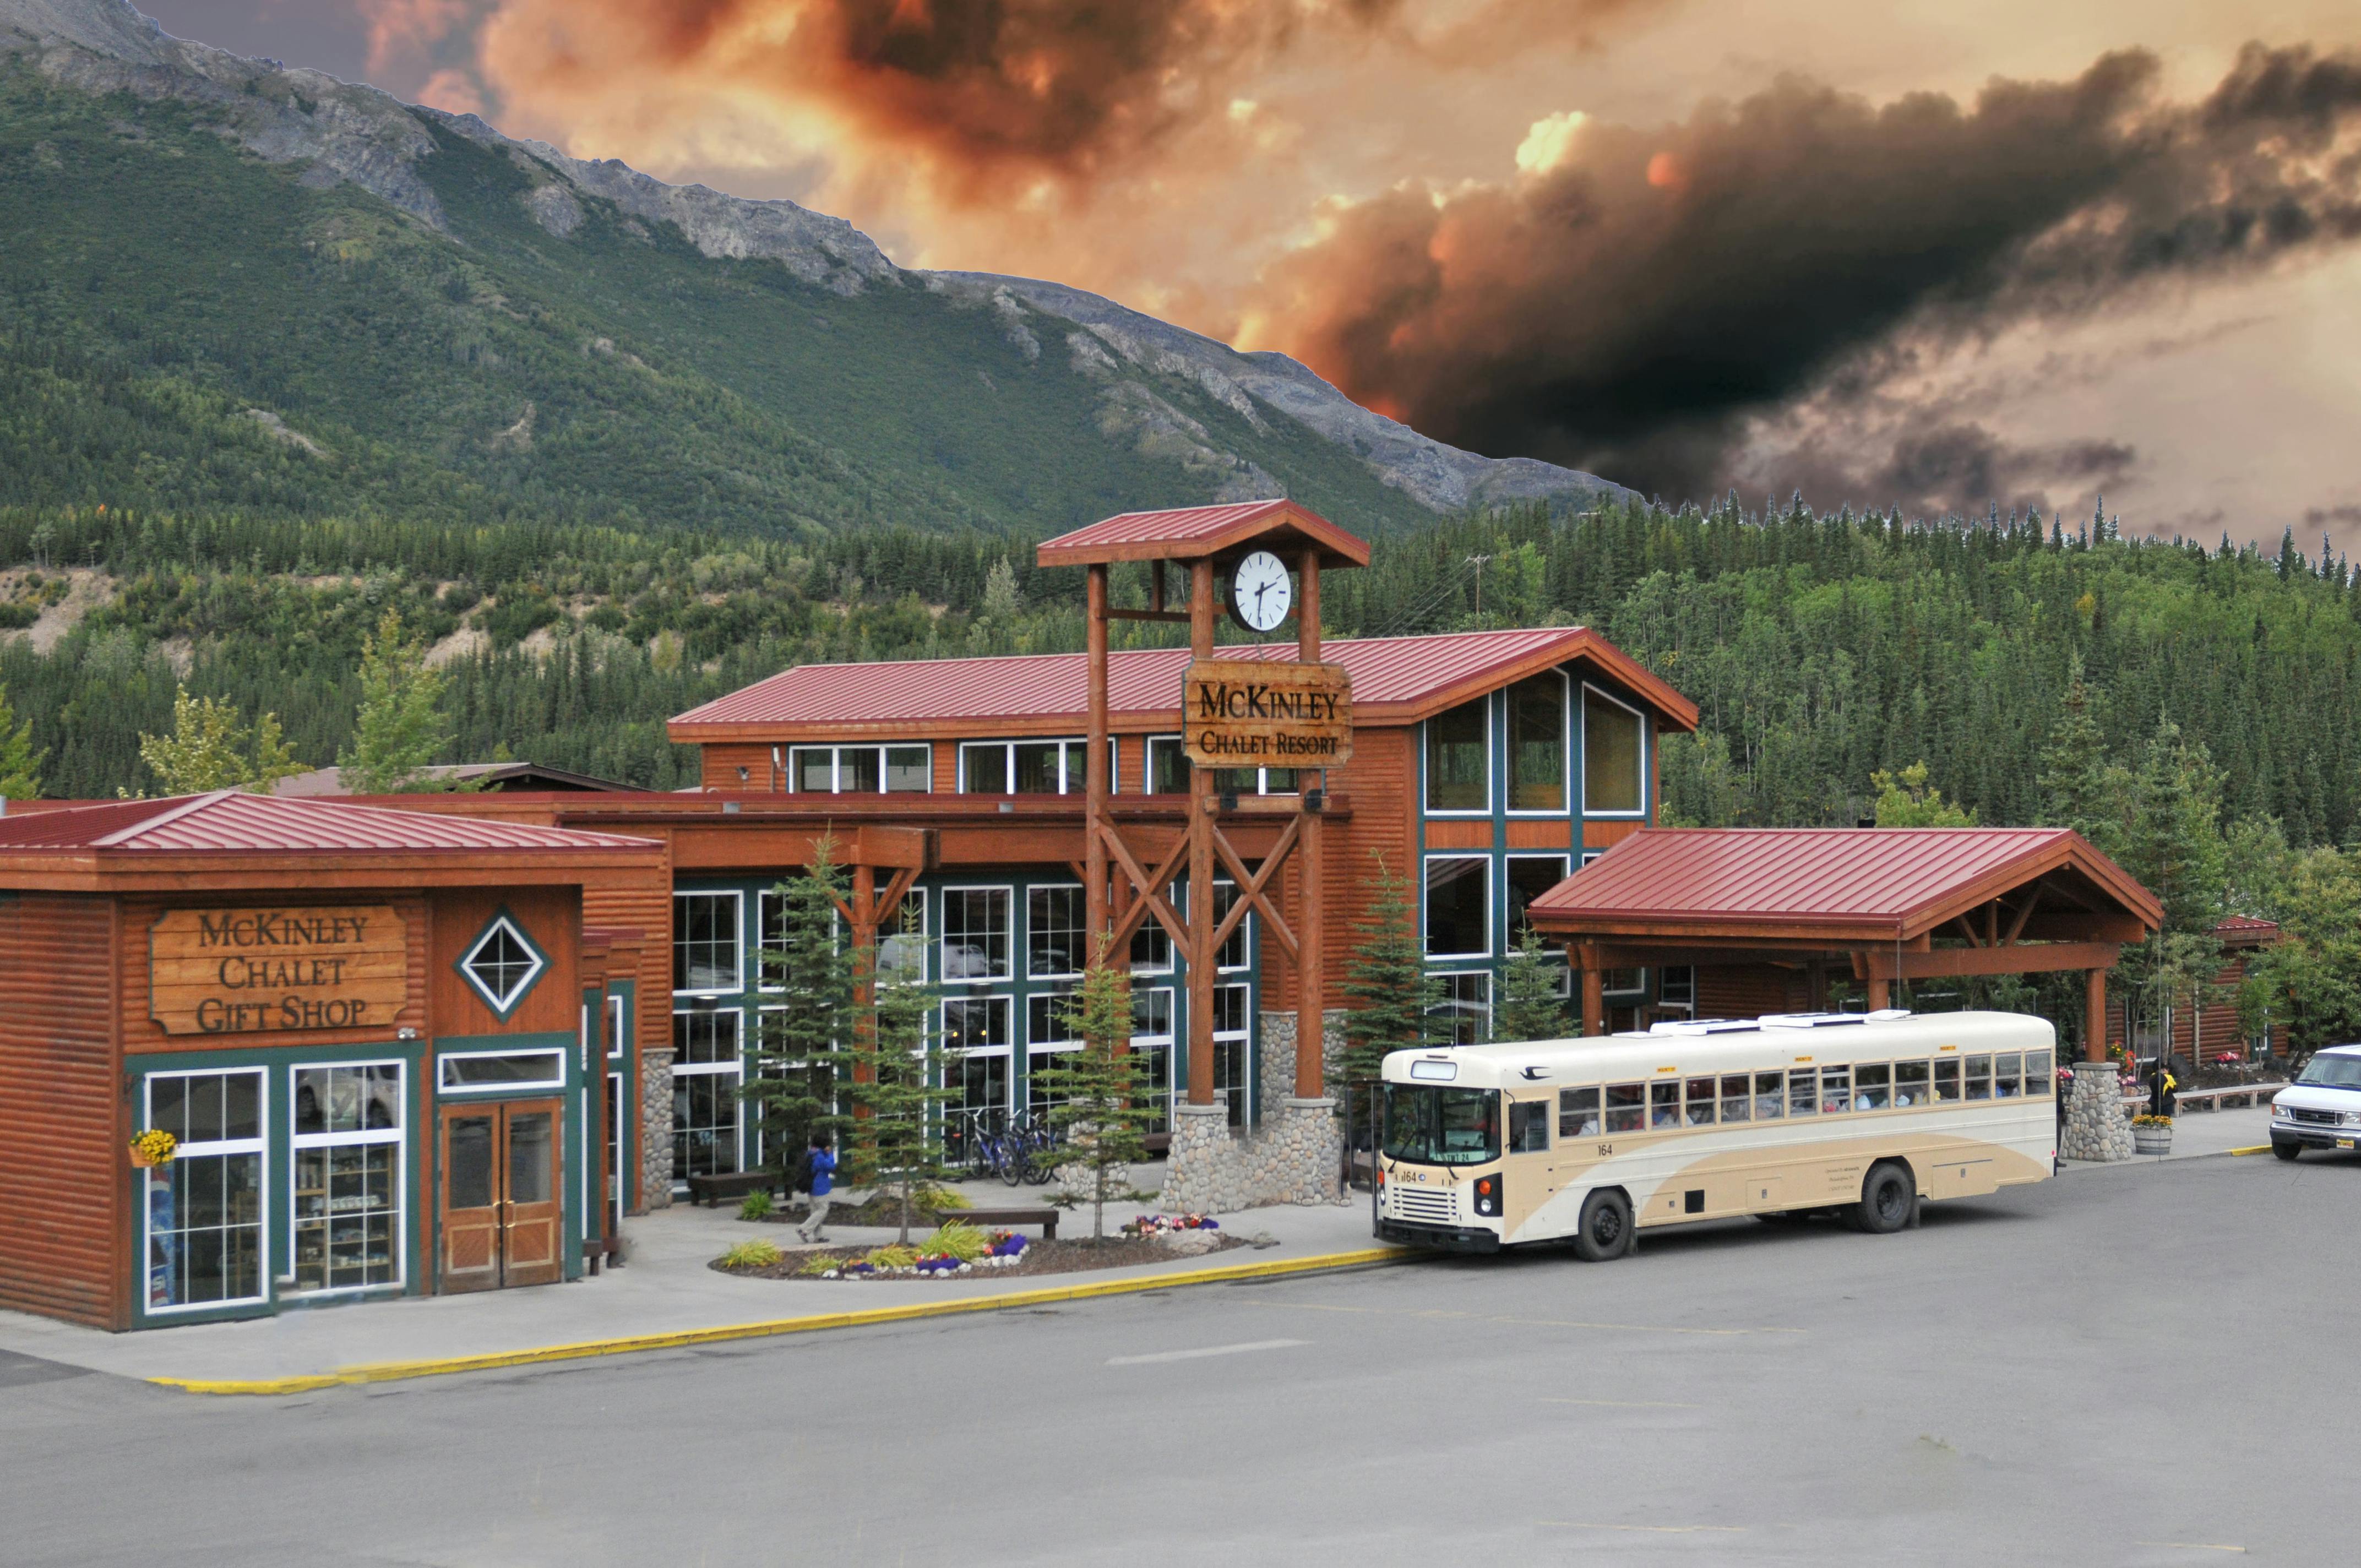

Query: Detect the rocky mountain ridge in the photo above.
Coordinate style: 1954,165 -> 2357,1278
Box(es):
0,0 -> 1629,518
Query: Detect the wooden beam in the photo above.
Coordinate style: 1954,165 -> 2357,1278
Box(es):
2004,886 -> 2042,944
1210,822 -> 1300,963
1862,940 -> 2123,980
1098,823 -> 1189,951
2085,966 -> 2108,1063
1106,607 -> 1194,624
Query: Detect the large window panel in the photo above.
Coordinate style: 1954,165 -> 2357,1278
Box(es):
942,888 -> 1011,982
1507,673 -> 1568,812
1027,885 -> 1085,979
1429,973 -> 1492,1046
672,891 -> 741,993
1505,854 -> 1570,945
1583,688 -> 1645,815
1426,698 -> 1489,812
290,1062 -> 404,1295
144,1069 -> 267,1312
672,1010 -> 743,1179
1424,856 -> 1492,958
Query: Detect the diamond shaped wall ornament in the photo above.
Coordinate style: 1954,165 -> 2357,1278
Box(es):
456,911 -> 548,1020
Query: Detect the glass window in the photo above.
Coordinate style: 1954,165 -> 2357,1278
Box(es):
1584,688 -> 1644,814
672,892 -> 740,993
1934,1058 -> 1962,1101
755,889 -> 787,991
1505,855 -> 1570,946
1855,1063 -> 1891,1111
790,745 -> 929,793
1026,987 -> 1076,1048
1720,1074 -> 1751,1124
1660,966 -> 1697,1008
1507,674 -> 1566,811
1894,1060 -> 1930,1108
2026,1050 -> 2053,1095
1131,987 -> 1174,1136
1206,879 -> 1251,971
1424,857 -> 1490,957
944,994 -> 1011,1054
1604,1082 -> 1646,1134
1602,967 -> 1645,997
1649,1079 -> 1682,1129
1028,885 -> 1085,979
1788,1068 -> 1819,1116
672,1011 -> 743,1180
1147,735 -> 1189,794
1819,1064 -> 1852,1114
792,747 -> 835,792
1965,1054 -> 1993,1101
1509,1099 -> 1551,1154
1754,1070 -> 1785,1120
460,915 -> 544,1015
942,888 -> 1011,982
1013,741 -> 1063,794
1213,982 -> 1252,1126
1426,698 -> 1489,812
439,1051 -> 564,1090
839,747 -> 880,794
1558,1085 -> 1602,1137
961,743 -> 1009,793
878,889 -> 927,982
1131,914 -> 1173,974
885,746 -> 931,793
1686,1076 -> 1717,1126
1995,1053 -> 2022,1098
290,1063 -> 403,1295
1429,972 -> 1492,1046
144,1070 -> 267,1312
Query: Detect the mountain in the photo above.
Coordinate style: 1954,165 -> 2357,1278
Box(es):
0,0 -> 1629,540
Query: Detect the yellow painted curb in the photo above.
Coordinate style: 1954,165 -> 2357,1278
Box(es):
2227,1145 -> 2273,1156
148,1245 -> 1416,1396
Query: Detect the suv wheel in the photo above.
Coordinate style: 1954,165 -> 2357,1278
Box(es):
2272,1140 -> 2302,1162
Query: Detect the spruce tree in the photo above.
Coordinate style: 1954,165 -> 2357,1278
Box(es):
0,685 -> 46,798
1495,928 -> 1572,1042
338,607 -> 458,793
1340,852 -> 1441,1133
1031,950 -> 1157,1240
841,901 -> 956,1244
2037,658 -> 2124,851
746,838 -> 857,1192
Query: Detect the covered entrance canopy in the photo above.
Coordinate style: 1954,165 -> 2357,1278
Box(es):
1527,827 -> 2163,1060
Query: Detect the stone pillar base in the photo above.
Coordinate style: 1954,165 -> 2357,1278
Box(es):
2061,1060 -> 2132,1162
1157,1097 -> 1347,1213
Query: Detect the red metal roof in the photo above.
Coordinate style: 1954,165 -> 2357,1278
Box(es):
0,791 -> 659,855
1035,499 -> 1372,568
1529,826 -> 2162,938
670,626 -> 1699,737
2213,915 -> 2278,933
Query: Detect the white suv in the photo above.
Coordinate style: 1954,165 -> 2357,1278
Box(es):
2271,1045 -> 2361,1159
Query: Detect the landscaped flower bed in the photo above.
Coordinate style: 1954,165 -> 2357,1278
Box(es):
715,1222 -> 1247,1283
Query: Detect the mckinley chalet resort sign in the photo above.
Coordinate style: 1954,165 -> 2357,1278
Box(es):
1183,659 -> 1354,769
150,906 -> 407,1035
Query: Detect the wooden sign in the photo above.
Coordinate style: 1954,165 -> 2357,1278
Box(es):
1183,658 -> 1353,769
151,906 -> 408,1036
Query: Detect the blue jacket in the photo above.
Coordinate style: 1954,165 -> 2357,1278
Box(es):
808,1147 -> 836,1197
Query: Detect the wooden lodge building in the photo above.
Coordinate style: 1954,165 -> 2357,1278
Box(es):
0,500 -> 2169,1330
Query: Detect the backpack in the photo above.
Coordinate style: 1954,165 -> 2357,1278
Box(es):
790,1148 -> 815,1196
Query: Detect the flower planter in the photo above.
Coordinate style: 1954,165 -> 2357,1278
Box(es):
2132,1126 -> 2172,1156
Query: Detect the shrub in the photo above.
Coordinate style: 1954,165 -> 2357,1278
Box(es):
738,1189 -> 774,1221
919,1222 -> 988,1262
915,1182 -> 970,1212
796,1253 -> 840,1278
720,1239 -> 784,1270
864,1244 -> 919,1270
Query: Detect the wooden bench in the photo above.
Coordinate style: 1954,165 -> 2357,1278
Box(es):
581,1235 -> 624,1275
930,1206 -> 1059,1240
1143,1133 -> 1172,1157
2172,1083 -> 2287,1112
684,1170 -> 783,1208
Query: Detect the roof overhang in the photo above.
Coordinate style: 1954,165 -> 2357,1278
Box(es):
1035,499 -> 1373,570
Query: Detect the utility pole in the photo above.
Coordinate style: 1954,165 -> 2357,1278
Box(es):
1466,553 -> 1493,627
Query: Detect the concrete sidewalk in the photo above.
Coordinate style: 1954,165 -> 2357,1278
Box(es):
2059,1104 -> 2275,1170
0,1173 -> 1389,1390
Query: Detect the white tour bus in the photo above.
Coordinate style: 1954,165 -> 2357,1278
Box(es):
1376,1010 -> 2056,1257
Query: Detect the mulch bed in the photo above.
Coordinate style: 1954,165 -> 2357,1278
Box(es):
748,1194 -> 987,1229
715,1232 -> 1247,1282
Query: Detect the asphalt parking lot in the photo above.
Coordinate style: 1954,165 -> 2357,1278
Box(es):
4,1151 -> 2352,1566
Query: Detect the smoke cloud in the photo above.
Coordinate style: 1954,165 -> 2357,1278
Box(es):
1243,43 -> 2361,509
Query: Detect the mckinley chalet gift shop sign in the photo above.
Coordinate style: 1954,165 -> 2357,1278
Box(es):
1183,659 -> 1353,769
150,906 -> 407,1035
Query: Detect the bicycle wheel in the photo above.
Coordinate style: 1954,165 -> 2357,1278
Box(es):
1023,1137 -> 1057,1185
996,1133 -> 1025,1187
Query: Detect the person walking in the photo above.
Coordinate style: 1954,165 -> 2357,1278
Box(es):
795,1135 -> 837,1244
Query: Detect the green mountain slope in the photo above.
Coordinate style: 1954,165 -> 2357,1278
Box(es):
0,67 -> 1445,536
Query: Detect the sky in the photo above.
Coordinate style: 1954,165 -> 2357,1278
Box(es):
138,2 -> 2361,551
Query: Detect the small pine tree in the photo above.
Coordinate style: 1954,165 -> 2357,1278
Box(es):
1495,929 -> 1571,1043
1031,950 -> 1157,1240
135,686 -> 304,795
744,840 -> 857,1192
1340,851 -> 1441,1133
1868,761 -> 1976,826
338,607 -> 456,793
842,902 -> 956,1244
2038,657 -> 2124,851
0,684 -> 46,798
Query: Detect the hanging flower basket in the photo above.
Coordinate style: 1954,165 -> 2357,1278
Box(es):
128,1129 -> 177,1169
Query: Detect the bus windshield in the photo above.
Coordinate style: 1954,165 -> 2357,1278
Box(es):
1384,1086 -> 1500,1166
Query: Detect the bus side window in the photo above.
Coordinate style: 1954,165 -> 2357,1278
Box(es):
1558,1086 -> 1602,1137
1933,1059 -> 1962,1101
1788,1069 -> 1818,1117
1965,1054 -> 1993,1099
1894,1060 -> 1929,1107
1754,1070 -> 1785,1119
1819,1065 -> 1851,1114
1686,1077 -> 1717,1126
1605,1083 -> 1647,1133
1650,1080 -> 1683,1129
1720,1074 -> 1751,1123
1855,1063 -> 1891,1110
1994,1053 -> 2022,1097
1509,1099 -> 1551,1153
2025,1049 -> 2053,1094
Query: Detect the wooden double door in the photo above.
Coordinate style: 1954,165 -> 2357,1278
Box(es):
441,1099 -> 563,1292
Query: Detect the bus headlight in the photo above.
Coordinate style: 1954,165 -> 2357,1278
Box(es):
1473,1174 -> 1502,1217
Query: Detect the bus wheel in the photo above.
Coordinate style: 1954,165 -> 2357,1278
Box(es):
1853,1162 -> 1914,1234
1572,1189 -> 1633,1262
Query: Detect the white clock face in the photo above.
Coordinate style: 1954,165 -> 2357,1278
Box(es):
1230,550 -> 1292,632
